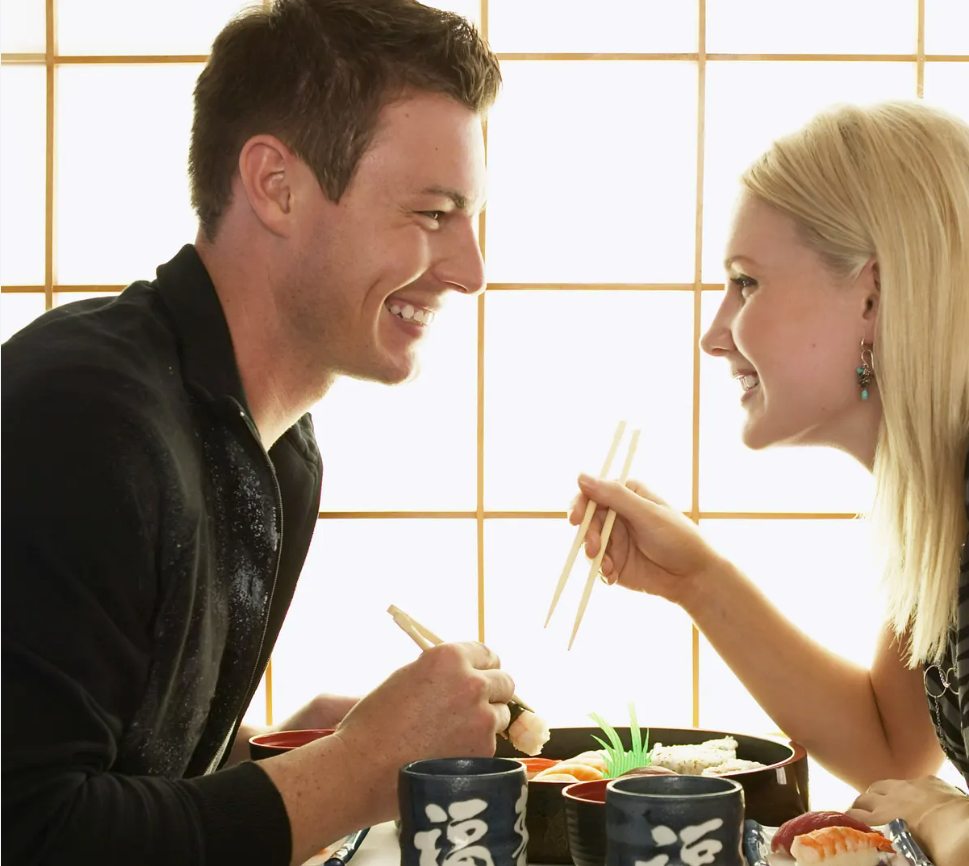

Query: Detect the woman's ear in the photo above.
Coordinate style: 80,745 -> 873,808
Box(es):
862,258 -> 880,324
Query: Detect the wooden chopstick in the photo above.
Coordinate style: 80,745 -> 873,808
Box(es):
545,420 -> 627,628
567,429 -> 640,650
388,605 -> 436,651
387,605 -> 533,713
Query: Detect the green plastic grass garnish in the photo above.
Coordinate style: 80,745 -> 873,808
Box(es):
590,703 -> 652,779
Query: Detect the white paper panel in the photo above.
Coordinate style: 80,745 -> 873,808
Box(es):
485,519 -> 694,729
57,64 -> 202,285
485,61 -> 697,284
270,519 -> 477,722
312,295 -> 477,511
707,0 -> 915,54
488,0 -> 696,53
0,0 -> 45,53
702,62 -> 916,282
0,293 -> 47,343
57,0 -> 254,55
484,291 -> 695,512
0,65 -> 46,286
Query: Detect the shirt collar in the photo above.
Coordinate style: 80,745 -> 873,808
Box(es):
153,244 -> 252,416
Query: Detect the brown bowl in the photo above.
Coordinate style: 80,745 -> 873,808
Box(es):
248,728 -> 335,761
496,726 -> 808,864
562,779 -> 609,866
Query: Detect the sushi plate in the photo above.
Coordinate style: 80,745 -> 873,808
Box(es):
743,818 -> 934,866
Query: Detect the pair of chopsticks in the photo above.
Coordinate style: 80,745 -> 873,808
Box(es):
387,605 -> 533,713
545,421 -> 640,650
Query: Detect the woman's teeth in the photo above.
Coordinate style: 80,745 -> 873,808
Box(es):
739,373 -> 760,392
386,302 -> 434,325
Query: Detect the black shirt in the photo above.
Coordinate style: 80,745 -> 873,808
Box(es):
2,246 -> 322,864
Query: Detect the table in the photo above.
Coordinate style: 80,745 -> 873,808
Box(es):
304,823 -> 401,866
306,822 -> 554,866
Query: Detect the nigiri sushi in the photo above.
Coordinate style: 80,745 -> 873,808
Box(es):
505,701 -> 550,756
789,826 -> 896,865
567,751 -> 609,773
532,761 -> 604,782
773,812 -> 876,855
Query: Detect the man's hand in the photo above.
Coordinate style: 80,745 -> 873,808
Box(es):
330,641 -> 515,819
848,776 -> 969,866
256,641 -> 516,865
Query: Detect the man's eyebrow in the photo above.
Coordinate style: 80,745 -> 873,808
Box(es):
421,186 -> 485,213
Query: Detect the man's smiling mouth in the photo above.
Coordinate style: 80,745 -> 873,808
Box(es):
384,301 -> 435,326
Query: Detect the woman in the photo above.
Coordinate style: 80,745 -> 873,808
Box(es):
572,101 -> 969,864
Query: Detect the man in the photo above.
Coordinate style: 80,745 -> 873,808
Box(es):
1,2 -> 514,864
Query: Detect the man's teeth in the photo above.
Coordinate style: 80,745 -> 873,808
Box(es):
739,374 -> 759,392
386,302 -> 434,325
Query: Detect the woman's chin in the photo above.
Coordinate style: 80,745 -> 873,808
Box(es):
740,417 -> 778,451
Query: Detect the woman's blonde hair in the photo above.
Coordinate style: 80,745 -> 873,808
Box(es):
742,101 -> 969,664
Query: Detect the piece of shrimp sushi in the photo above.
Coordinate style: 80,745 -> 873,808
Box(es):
790,825 -> 896,865
567,751 -> 609,773
506,706 -> 551,756
532,762 -> 604,782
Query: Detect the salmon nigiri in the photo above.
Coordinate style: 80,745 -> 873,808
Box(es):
790,825 -> 896,865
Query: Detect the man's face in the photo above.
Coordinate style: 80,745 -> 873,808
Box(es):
283,91 -> 487,387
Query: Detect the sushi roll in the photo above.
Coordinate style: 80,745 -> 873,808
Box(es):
789,826 -> 896,865
649,743 -> 738,775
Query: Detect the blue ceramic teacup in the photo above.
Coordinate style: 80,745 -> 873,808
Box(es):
399,757 -> 529,866
605,775 -> 745,866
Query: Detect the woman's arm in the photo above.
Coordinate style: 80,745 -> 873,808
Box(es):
681,559 -> 944,789
573,474 -> 945,790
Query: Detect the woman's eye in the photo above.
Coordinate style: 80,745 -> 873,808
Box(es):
730,275 -> 757,297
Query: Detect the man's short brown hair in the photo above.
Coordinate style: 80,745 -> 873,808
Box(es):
189,0 -> 501,240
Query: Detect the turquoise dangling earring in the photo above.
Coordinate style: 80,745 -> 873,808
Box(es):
856,341 -> 875,401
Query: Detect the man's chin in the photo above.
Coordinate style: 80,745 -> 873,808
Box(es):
346,354 -> 420,386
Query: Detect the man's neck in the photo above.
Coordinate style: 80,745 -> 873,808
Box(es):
194,233 -> 334,449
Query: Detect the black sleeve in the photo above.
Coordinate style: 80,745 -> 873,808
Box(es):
1,368 -> 292,865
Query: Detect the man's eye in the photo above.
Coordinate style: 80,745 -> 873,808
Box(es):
420,211 -> 445,222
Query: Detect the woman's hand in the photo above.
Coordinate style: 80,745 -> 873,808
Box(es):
570,474 -> 722,606
848,776 -> 969,866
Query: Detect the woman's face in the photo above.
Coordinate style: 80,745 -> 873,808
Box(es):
701,192 -> 880,457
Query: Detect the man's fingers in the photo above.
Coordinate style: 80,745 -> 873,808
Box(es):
492,701 -> 512,734
447,641 -> 501,671
482,669 -> 516,705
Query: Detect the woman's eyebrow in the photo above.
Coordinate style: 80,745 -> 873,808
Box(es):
724,254 -> 760,270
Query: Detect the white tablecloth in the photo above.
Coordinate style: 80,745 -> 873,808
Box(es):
304,822 -> 401,866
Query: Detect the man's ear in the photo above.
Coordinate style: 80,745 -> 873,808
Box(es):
237,134 -> 297,238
